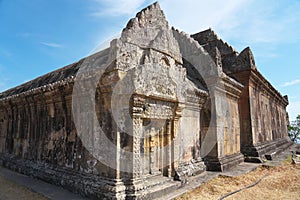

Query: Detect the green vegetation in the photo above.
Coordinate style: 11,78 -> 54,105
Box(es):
288,114 -> 300,143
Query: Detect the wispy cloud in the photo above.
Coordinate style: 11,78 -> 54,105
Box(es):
161,0 -> 248,33
40,42 -> 63,48
90,0 -> 149,16
17,32 -> 35,38
228,1 -> 300,45
282,79 -> 300,87
160,0 -> 300,46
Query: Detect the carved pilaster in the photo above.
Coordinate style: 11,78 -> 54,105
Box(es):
132,117 -> 142,178
172,103 -> 182,172
166,120 -> 172,177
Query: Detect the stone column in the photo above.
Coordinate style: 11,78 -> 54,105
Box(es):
166,119 -> 172,177
132,117 -> 142,178
131,96 -> 145,179
172,104 -> 182,175
160,126 -> 164,174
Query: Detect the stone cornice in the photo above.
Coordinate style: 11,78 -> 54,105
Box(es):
222,75 -> 244,100
0,76 -> 75,104
205,72 -> 244,100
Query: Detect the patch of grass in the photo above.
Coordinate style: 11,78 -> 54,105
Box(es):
284,154 -> 293,163
176,161 -> 300,200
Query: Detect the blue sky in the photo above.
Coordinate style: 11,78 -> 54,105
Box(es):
0,0 -> 299,121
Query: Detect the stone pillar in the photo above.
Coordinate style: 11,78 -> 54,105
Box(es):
132,117 -> 142,179
166,120 -> 172,177
172,104 -> 182,176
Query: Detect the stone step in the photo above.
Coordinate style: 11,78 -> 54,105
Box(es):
136,179 -> 181,200
136,174 -> 173,189
123,175 -> 181,200
265,141 -> 294,160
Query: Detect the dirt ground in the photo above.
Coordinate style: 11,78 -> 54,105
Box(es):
0,175 -> 48,200
176,158 -> 300,200
0,158 -> 299,200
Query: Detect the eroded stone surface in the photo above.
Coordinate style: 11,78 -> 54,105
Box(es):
0,2 -> 291,199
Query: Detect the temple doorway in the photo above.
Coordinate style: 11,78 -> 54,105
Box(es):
142,119 -> 172,177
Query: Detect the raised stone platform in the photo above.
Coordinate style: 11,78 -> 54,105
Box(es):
0,153 -> 181,200
0,153 -> 127,199
204,152 -> 244,171
2,144 -> 297,200
242,137 -> 293,163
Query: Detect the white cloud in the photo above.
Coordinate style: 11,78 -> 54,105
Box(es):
88,0 -> 300,60
287,101 -> 300,121
282,79 -> 300,87
159,0 -> 300,47
160,0 -> 248,33
40,42 -> 63,48
90,0 -> 148,16
232,1 -> 300,45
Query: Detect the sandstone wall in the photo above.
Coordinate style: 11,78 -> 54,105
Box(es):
178,106 -> 201,162
0,82 -> 119,178
249,79 -> 288,145
229,68 -> 290,158
223,95 -> 241,156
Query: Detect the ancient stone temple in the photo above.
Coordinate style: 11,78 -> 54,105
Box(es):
0,3 -> 292,199
192,29 -> 291,162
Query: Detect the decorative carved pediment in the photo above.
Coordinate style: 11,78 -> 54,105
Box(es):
234,47 -> 256,70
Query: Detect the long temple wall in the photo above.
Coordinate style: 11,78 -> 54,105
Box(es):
191,28 -> 291,160
0,71 -> 130,199
0,80 -> 120,177
249,78 -> 289,145
231,67 -> 291,158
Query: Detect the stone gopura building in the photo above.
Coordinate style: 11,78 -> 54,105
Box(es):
0,3 -> 292,199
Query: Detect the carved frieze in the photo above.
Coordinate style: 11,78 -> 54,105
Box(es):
132,95 -> 176,119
